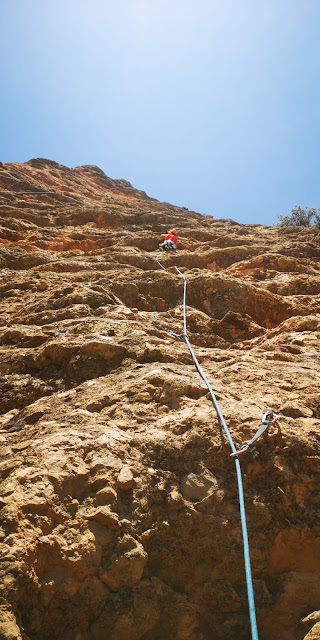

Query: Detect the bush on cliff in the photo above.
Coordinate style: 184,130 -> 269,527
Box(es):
276,206 -> 320,228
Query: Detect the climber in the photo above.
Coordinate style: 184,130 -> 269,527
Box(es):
159,229 -> 178,252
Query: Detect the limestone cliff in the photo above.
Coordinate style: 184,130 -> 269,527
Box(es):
0,159 -> 319,640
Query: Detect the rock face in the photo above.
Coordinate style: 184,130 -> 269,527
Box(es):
0,159 -> 319,640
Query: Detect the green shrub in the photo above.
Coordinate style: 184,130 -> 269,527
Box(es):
276,206 -> 320,228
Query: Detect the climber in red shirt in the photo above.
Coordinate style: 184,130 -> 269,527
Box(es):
159,229 -> 178,252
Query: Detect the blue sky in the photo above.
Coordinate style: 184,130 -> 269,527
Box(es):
1,0 -> 320,225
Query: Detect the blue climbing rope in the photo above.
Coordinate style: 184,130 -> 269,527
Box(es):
169,265 -> 259,640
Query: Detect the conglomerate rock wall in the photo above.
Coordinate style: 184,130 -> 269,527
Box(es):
0,159 -> 319,640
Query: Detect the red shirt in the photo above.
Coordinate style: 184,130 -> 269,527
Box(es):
161,233 -> 178,247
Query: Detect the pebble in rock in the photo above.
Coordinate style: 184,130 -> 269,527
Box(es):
117,466 -> 134,490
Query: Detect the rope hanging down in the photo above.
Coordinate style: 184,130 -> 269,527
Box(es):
160,261 -> 259,640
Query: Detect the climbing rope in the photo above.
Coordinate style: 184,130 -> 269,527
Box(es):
156,258 -> 259,640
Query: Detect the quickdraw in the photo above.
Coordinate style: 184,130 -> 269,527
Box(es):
230,409 -> 279,457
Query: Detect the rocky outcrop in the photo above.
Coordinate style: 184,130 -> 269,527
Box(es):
0,160 -> 319,640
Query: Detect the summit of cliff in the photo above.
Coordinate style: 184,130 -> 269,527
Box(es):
0,160 -> 319,640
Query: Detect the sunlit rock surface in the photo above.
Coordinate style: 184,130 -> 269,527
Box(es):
0,159 -> 319,640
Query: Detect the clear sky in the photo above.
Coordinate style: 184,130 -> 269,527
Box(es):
1,0 -> 320,225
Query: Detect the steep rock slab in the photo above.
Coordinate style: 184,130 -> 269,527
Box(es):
0,160 -> 319,640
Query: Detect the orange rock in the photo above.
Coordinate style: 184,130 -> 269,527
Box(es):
88,506 -> 120,530
0,158 -> 319,640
